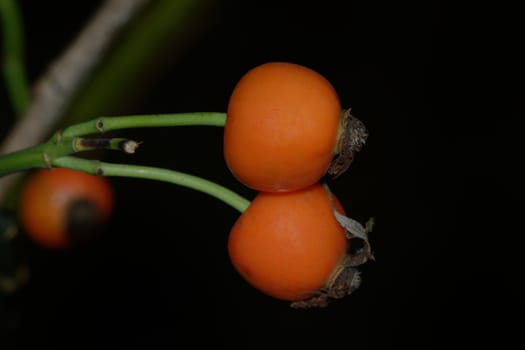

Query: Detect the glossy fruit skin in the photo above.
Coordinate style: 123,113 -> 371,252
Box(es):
19,168 -> 114,249
228,183 -> 348,301
224,62 -> 342,192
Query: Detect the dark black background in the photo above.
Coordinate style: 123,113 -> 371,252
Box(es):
1,0 -> 522,349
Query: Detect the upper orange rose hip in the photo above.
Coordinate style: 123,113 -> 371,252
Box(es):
224,62 -> 342,192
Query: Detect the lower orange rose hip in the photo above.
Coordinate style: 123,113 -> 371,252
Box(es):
227,183 -> 352,304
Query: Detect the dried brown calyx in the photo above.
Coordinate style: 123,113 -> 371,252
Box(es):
290,255 -> 362,309
290,185 -> 375,309
328,108 -> 368,178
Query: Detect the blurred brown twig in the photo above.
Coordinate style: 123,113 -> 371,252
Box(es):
0,0 -> 151,204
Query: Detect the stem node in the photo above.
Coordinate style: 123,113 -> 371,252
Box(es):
96,119 -> 104,133
43,153 -> 52,168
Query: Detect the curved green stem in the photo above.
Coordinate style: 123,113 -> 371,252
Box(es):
52,156 -> 250,213
0,112 -> 244,213
0,0 -> 29,115
61,112 -> 226,138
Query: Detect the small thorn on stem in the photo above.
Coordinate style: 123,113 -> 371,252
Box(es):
43,153 -> 52,168
96,119 -> 104,133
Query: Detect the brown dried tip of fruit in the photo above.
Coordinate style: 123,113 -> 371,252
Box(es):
290,255 -> 362,309
328,108 -> 368,178
290,189 -> 375,309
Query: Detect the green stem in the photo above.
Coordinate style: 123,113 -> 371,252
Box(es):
52,156 -> 250,213
0,138 -> 75,175
0,112 -> 244,213
0,112 -> 226,175
0,0 -> 29,115
61,112 -> 227,138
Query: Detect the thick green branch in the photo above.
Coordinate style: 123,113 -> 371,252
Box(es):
61,112 -> 227,138
0,140 -> 72,175
52,156 -> 250,213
